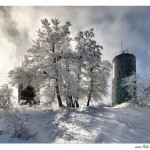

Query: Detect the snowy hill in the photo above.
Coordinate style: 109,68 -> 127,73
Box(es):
0,102 -> 150,143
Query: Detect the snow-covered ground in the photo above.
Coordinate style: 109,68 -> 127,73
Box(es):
0,102 -> 150,143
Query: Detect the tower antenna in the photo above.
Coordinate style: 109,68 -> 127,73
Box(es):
121,41 -> 122,52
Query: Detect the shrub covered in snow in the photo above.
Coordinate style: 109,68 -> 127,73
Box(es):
3,109 -> 32,139
0,84 -> 13,110
0,84 -> 35,140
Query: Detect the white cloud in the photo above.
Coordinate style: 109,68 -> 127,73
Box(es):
0,33 -> 21,85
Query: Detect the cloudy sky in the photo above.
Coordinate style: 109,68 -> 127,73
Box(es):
0,6 -> 150,102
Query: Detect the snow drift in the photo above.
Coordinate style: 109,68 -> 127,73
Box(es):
0,102 -> 150,143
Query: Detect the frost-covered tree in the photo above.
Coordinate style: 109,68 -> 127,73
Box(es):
75,29 -> 112,106
73,32 -> 89,107
9,18 -> 73,107
61,52 -> 79,107
0,84 -> 13,110
86,60 -> 112,106
9,66 -> 36,89
122,72 -> 150,105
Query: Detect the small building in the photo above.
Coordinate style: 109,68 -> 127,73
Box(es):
112,50 -> 136,105
18,84 -> 40,105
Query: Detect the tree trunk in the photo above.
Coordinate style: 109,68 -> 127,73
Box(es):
52,42 -> 63,107
74,100 -> 79,107
87,68 -> 94,106
66,95 -> 75,107
55,78 -> 63,107
65,61 -> 76,108
87,92 -> 91,106
76,74 -> 80,100
75,66 -> 81,107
